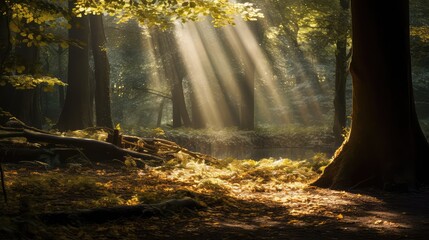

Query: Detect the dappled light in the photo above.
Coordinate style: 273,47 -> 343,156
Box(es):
1,0 -> 429,239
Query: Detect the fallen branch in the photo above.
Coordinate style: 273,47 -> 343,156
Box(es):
122,135 -> 217,163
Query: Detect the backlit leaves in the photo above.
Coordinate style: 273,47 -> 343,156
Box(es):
411,26 -> 429,42
73,0 -> 263,28
5,0 -> 69,47
0,74 -> 66,90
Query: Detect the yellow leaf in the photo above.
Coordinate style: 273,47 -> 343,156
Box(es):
16,66 -> 26,73
336,213 -> 344,220
9,22 -> 20,33
374,220 -> 383,225
60,42 -> 69,48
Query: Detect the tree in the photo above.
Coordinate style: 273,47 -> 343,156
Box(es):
56,0 -> 93,131
312,0 -> 429,190
0,1 -> 67,128
0,1 -> 10,73
90,15 -> 114,129
154,30 -> 192,128
332,0 -> 351,147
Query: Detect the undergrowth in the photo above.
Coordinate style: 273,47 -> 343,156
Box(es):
0,151 -> 331,239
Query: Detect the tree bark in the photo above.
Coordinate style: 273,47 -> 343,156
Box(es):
0,2 -> 10,73
312,0 -> 429,190
333,0 -> 350,147
56,0 -> 92,131
90,15 -> 113,129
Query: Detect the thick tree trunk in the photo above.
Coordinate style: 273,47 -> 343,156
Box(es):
56,1 -> 92,131
90,15 -> 113,129
333,0 -> 350,147
312,0 -> 429,190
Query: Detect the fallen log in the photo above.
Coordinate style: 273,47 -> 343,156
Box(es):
0,129 -> 164,162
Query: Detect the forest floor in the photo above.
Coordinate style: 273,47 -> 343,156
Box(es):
1,160 -> 429,240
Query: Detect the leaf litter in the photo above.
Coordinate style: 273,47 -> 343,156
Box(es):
1,152 -> 429,239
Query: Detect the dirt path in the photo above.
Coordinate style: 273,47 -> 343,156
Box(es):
127,187 -> 429,240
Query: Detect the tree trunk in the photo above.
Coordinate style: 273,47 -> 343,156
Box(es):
155,31 -> 191,128
333,0 -> 350,147
191,91 -> 205,129
56,46 -> 67,109
90,15 -> 113,129
2,34 -> 43,128
240,65 -> 255,130
0,2 -> 10,72
312,0 -> 429,190
156,98 -> 165,127
56,1 -> 92,131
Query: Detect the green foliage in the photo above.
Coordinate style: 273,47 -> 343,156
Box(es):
5,0 -> 69,47
1,1 -> 69,90
0,74 -> 66,90
74,0 -> 263,28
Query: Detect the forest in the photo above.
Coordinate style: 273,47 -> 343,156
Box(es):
1,0 -> 429,239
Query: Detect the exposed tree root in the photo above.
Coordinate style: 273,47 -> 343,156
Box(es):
37,198 -> 205,225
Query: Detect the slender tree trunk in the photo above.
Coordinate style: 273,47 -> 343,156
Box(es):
156,98 -> 165,127
171,78 -> 191,128
240,65 -> 255,130
90,15 -> 113,129
57,46 -> 66,108
0,2 -> 10,73
312,0 -> 429,190
191,91 -> 205,129
56,1 -> 92,131
333,0 -> 350,147
155,31 -> 191,128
